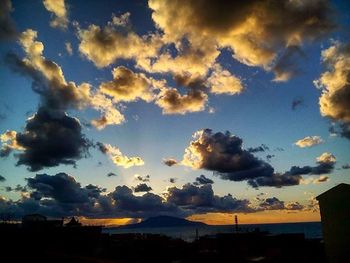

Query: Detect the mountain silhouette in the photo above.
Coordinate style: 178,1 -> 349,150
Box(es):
119,215 -> 207,229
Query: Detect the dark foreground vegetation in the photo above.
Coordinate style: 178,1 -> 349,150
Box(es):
0,222 -> 327,263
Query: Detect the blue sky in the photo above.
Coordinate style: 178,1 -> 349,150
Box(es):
0,0 -> 349,224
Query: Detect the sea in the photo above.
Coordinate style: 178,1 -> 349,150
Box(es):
103,222 -> 322,242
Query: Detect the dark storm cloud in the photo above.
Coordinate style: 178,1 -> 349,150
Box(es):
184,129 -> 337,188
259,197 -> 304,211
0,175 -> 6,182
15,107 -> 91,171
0,0 -> 17,41
287,159 -> 335,176
292,97 -> 304,110
247,144 -> 269,153
248,153 -> 336,188
194,175 -> 214,185
27,173 -> 91,203
134,183 -> 152,193
110,185 -> 182,218
259,197 -> 285,210
166,183 -> 253,213
248,173 -> 302,188
183,129 -> 275,182
0,173 -> 303,219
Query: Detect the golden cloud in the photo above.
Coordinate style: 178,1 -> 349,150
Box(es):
18,29 -> 124,129
207,64 -> 243,95
294,136 -> 323,148
43,0 -> 69,29
78,23 -> 163,68
102,143 -> 145,169
315,42 -> 350,123
100,66 -> 155,103
155,88 -> 208,115
149,0 -> 334,80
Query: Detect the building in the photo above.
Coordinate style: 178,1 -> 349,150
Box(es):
22,214 -> 63,229
316,183 -> 350,263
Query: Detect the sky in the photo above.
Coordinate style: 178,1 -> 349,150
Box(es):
0,0 -> 350,225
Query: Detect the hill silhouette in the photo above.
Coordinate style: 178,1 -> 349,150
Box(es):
119,215 -> 207,229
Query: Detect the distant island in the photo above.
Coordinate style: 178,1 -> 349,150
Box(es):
119,215 -> 207,229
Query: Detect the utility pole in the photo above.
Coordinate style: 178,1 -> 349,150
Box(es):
235,215 -> 239,233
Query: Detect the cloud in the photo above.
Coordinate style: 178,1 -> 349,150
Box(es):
145,38 -> 219,76
292,97 -> 304,110
0,172 -> 305,219
0,0 -> 17,41
294,136 -> 324,148
149,0 -> 334,80
182,129 -> 275,181
77,19 -> 162,68
314,42 -> 350,140
0,108 -> 91,173
14,107 -> 91,171
111,12 -> 131,27
134,174 -> 150,182
0,130 -> 24,157
166,183 -> 254,214
315,175 -> 329,183
207,64 -> 243,95
109,185 -> 182,218
258,197 -> 285,210
181,129 -> 336,188
155,76 -> 209,114
6,29 -> 124,129
97,143 -> 144,169
42,0 -> 69,29
272,45 -> 305,82
65,42 -> 73,55
27,173 -> 96,203
134,183 -> 152,193
266,154 -> 275,162
258,197 -> 304,211
0,175 -> 6,182
194,175 -> 214,185
248,173 -> 302,188
163,158 -> 178,167
248,152 -> 336,188
247,144 -> 269,153
100,66 -> 155,103
156,88 -> 208,115
5,184 -> 26,192
342,164 -> 350,170
107,172 -> 117,177
316,152 -> 335,163
169,178 -> 176,183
